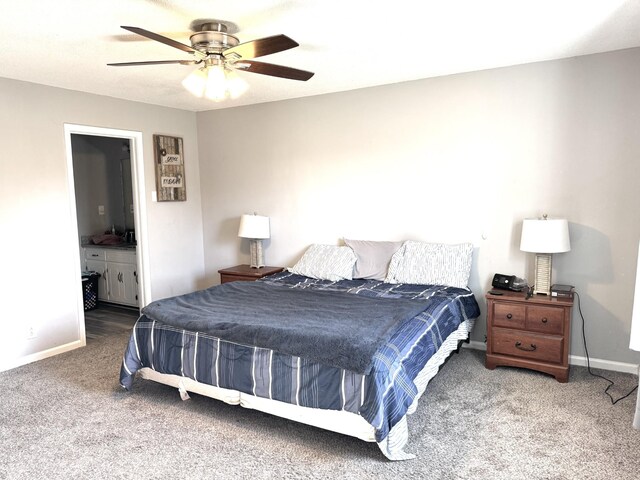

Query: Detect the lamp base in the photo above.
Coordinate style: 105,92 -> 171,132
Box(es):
533,253 -> 553,295
249,239 -> 265,269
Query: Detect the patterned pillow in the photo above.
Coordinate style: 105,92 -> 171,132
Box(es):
385,241 -> 473,288
288,244 -> 357,281
344,239 -> 403,281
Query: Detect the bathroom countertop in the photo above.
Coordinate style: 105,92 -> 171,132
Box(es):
82,243 -> 137,251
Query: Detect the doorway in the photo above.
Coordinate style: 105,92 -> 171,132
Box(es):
71,135 -> 135,247
64,124 -> 149,343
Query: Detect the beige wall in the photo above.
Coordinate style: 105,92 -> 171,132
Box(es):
1,47 -> 638,372
0,78 -> 205,371
197,48 -> 640,366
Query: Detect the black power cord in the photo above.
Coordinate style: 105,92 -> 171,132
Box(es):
575,291 -> 638,404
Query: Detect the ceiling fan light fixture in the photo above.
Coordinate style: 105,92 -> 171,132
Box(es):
204,64 -> 228,101
181,64 -> 248,101
181,67 -> 207,97
225,69 -> 248,99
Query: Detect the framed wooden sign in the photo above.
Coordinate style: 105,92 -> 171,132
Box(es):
153,134 -> 186,201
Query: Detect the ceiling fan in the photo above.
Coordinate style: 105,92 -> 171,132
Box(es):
108,21 -> 314,100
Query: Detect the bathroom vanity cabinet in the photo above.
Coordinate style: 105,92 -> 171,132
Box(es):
84,247 -> 138,307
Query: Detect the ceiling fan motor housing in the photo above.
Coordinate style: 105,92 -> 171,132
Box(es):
190,23 -> 239,54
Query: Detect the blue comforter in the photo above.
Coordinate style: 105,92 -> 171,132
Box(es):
120,272 -> 480,460
141,281 -> 431,375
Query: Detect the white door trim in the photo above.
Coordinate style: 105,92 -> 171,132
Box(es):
63,124 -> 150,342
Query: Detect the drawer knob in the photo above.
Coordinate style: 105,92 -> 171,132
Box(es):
515,341 -> 537,352
506,313 -> 513,319
541,317 -> 548,323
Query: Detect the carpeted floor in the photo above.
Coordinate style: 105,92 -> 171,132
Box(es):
0,330 -> 638,479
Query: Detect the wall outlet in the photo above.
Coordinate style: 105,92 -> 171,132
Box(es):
27,324 -> 37,339
98,205 -> 105,215
130,204 -> 134,214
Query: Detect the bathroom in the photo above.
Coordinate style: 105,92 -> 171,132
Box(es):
71,134 -> 138,309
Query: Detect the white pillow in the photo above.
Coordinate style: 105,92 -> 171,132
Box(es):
288,244 -> 357,281
385,241 -> 473,288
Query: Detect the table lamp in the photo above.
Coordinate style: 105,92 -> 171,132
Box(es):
520,214 -> 570,295
238,214 -> 270,268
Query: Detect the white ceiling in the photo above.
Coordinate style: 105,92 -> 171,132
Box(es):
2,0 -> 640,112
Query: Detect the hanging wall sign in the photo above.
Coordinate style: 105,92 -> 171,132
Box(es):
153,134 -> 186,201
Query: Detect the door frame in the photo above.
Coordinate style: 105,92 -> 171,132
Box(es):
64,124 -> 150,340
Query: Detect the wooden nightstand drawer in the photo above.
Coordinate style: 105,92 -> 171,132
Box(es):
492,328 -> 563,364
525,305 -> 564,335
492,303 -> 526,329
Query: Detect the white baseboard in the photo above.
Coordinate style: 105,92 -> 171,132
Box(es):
0,339 -> 85,373
568,355 -> 639,375
462,341 -> 639,375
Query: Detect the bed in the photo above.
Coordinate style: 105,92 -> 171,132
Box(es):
119,241 -> 480,460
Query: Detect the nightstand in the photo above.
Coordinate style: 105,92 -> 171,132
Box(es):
485,290 -> 573,382
218,265 -> 284,284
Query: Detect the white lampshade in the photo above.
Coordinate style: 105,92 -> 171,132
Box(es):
204,65 -> 227,102
520,217 -> 571,253
181,67 -> 207,97
238,214 -> 270,239
225,69 -> 248,99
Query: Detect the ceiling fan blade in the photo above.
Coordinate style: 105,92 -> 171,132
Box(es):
223,35 -> 298,60
121,26 -> 197,55
108,60 -> 200,67
236,60 -> 314,81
